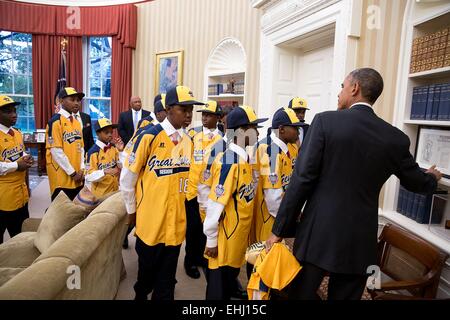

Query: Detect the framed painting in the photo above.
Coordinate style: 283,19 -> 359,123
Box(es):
415,126 -> 450,179
154,50 -> 184,95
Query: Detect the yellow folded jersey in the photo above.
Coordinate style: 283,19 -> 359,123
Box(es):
247,242 -> 302,300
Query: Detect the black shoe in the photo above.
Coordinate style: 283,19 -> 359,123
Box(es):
231,288 -> 248,300
122,236 -> 128,249
184,264 -> 201,279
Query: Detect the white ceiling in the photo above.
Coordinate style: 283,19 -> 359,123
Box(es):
14,0 -> 150,6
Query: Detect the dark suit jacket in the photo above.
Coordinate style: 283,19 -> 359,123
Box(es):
272,104 -> 437,275
118,109 -> 150,144
79,111 -> 94,154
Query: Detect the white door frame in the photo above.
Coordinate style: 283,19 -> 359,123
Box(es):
256,0 -> 362,120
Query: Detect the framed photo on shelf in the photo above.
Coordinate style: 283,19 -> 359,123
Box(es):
154,50 -> 184,96
415,126 -> 450,179
33,129 -> 46,143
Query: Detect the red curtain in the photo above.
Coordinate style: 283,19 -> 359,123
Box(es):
32,35 -> 83,128
0,0 -> 138,126
111,38 -> 133,124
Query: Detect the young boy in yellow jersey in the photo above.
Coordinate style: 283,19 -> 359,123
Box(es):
120,85 -> 204,300
85,118 -> 124,198
184,101 -> 223,279
253,107 -> 300,244
46,87 -> 85,201
0,95 -> 34,243
203,105 -> 268,300
288,97 -> 310,146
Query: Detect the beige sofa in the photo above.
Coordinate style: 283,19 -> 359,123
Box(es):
0,192 -> 128,299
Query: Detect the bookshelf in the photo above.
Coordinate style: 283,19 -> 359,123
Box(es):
204,38 -> 247,108
207,72 -> 245,107
382,2 -> 450,265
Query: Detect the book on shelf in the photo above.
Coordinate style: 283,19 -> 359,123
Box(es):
410,82 -> 450,121
410,26 -> 449,73
396,187 -> 448,224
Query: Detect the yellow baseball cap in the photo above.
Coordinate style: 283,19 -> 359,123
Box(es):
196,100 -> 223,115
58,87 -> 85,100
0,95 -> 20,108
94,118 -> 118,132
288,97 -> 309,110
165,85 -> 205,107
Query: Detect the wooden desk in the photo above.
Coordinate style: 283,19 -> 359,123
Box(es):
24,142 -> 46,176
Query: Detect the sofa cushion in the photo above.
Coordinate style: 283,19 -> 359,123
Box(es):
34,192 -> 88,253
0,232 -> 41,268
0,267 -> 25,287
88,192 -> 126,217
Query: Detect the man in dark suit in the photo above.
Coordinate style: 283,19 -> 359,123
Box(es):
118,96 -> 150,145
266,68 -> 442,300
71,103 -> 94,153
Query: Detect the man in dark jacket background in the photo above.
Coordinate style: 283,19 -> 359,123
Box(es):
266,68 -> 442,300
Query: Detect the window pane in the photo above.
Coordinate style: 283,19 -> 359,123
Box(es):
89,77 -> 101,97
0,31 -> 12,52
13,53 -> 30,75
99,99 -> 111,119
0,51 -> 13,72
101,59 -> 111,78
28,76 -> 33,94
102,78 -> 111,97
89,58 -> 101,77
12,33 -> 29,55
14,75 -> 28,94
0,73 -> 12,93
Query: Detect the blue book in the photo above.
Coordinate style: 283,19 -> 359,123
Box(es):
431,84 -> 442,120
416,194 -> 433,224
438,83 -> 450,120
400,187 -> 408,215
405,190 -> 415,218
418,86 -> 429,120
397,186 -> 405,214
425,84 -> 436,120
411,193 -> 421,221
410,87 -> 420,119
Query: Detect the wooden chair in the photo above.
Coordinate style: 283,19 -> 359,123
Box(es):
369,223 -> 448,300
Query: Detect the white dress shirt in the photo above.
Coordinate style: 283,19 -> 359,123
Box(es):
50,108 -> 85,176
350,102 -> 373,109
203,142 -> 248,248
196,136 -> 227,212
203,127 -> 220,139
0,123 -> 19,175
132,109 -> 142,131
120,118 -> 183,214
263,132 -> 288,218
73,111 -> 84,129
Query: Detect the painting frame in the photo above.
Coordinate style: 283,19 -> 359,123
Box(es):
154,50 -> 184,96
414,126 -> 450,179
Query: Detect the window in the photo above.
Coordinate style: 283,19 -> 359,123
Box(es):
0,31 -> 34,133
83,36 -> 111,138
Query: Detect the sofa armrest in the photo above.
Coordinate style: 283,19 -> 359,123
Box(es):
21,218 -> 42,232
0,232 -> 41,268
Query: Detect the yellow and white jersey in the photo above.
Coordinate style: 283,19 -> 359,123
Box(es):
0,127 -> 29,211
123,120 -> 158,157
186,126 -> 222,201
252,133 -> 298,242
85,140 -> 120,198
45,109 -> 84,194
124,121 -> 192,247
205,143 -> 256,269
